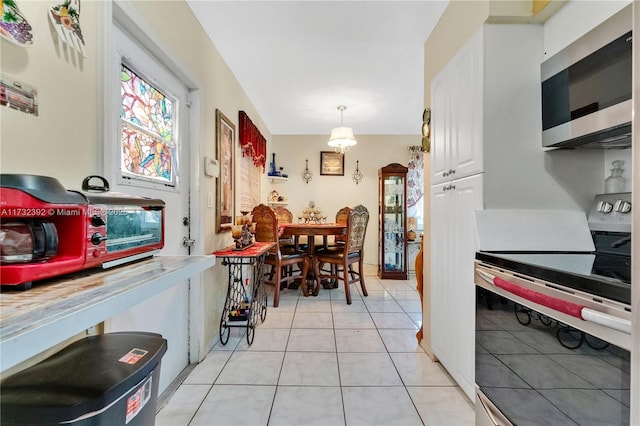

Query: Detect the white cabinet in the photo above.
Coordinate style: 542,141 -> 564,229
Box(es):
431,30 -> 483,186
430,174 -> 483,400
429,23 -> 542,402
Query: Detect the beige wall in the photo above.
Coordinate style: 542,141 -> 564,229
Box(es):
270,134 -> 421,266
0,1 -> 101,181
0,0 -> 270,351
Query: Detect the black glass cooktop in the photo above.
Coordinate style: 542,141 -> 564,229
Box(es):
475,251 -> 631,305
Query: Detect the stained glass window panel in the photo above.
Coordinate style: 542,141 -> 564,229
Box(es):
121,123 -> 174,181
120,64 -> 176,184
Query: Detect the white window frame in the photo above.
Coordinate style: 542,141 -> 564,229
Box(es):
111,24 -> 183,192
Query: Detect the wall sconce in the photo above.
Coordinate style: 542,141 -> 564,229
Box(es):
352,160 -> 363,185
301,159 -> 312,184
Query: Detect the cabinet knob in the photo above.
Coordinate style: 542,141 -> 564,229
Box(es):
449,169 -> 455,175
442,171 -> 449,177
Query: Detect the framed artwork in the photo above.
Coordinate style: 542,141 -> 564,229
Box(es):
320,151 -> 344,176
216,109 -> 235,233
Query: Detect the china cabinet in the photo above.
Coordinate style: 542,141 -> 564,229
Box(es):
378,163 -> 408,279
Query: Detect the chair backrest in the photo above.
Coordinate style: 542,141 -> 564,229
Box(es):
251,204 -> 278,243
273,206 -> 293,225
334,207 -> 351,244
345,205 -> 369,254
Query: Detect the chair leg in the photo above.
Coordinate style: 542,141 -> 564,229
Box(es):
358,260 -> 367,297
273,264 -> 282,308
313,258 -> 322,294
342,259 -> 352,305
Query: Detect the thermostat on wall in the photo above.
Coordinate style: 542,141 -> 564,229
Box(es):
204,157 -> 219,178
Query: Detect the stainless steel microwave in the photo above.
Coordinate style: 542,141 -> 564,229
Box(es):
541,5 -> 632,149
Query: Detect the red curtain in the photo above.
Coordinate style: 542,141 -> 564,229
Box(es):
239,111 -> 267,172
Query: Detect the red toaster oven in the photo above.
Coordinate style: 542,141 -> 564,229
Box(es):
0,175 -> 165,290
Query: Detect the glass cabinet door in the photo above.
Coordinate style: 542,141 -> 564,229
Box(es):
379,163 -> 408,279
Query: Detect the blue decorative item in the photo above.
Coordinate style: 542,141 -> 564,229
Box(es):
268,153 -> 280,176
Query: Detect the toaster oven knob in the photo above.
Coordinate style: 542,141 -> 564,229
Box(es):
91,215 -> 106,227
91,232 -> 107,245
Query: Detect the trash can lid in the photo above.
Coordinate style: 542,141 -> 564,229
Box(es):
0,332 -> 167,423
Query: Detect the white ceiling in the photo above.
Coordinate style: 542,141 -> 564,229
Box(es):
186,1 -> 448,136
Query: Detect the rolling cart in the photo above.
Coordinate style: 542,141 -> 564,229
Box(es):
212,242 -> 274,345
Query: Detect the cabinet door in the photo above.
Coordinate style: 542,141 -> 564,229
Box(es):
430,182 -> 453,364
430,28 -> 483,185
430,174 -> 483,402
450,173 -> 483,401
451,29 -> 483,180
430,68 -> 451,185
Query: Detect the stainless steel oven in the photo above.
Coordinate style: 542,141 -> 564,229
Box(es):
474,193 -> 631,425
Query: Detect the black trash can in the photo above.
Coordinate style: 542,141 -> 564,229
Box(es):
1,332 -> 168,425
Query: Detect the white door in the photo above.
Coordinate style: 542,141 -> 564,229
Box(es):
104,24 -> 192,395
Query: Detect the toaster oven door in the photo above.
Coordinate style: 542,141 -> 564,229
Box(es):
104,206 -> 163,253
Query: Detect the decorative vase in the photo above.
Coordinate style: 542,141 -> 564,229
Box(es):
269,153 -> 277,176
604,160 -> 625,193
407,230 -> 416,241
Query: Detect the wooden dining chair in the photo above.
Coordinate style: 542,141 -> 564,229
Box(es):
313,204 -> 369,304
251,204 -> 309,307
315,206 -> 351,287
272,206 -> 304,253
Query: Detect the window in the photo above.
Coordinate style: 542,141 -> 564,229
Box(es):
120,64 -> 177,186
239,154 -> 261,211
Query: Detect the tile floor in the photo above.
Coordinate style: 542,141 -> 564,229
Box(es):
155,267 -> 474,426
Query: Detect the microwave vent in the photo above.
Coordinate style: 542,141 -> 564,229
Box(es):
545,122 -> 631,149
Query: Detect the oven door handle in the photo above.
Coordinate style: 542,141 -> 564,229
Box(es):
478,269 -> 631,335
581,307 -> 631,334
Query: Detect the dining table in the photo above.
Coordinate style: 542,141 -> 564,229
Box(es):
280,222 -> 347,295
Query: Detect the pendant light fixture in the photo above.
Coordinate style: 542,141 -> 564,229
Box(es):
327,105 -> 357,153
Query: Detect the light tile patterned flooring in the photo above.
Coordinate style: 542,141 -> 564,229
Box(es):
156,266 -> 474,425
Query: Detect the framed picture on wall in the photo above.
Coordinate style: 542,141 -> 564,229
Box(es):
320,151 -> 344,176
216,109 -> 235,233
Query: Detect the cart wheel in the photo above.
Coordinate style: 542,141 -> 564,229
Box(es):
246,324 -> 255,345
584,334 -> 609,350
260,303 -> 267,322
219,321 -> 230,345
557,326 -> 584,349
514,304 -> 532,326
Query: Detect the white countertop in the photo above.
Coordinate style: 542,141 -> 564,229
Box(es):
0,255 -> 215,373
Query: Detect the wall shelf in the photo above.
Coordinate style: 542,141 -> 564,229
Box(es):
268,176 -> 288,183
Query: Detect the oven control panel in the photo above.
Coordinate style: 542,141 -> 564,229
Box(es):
588,192 -> 631,232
